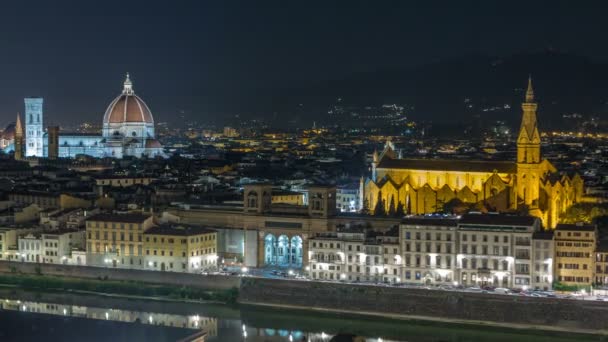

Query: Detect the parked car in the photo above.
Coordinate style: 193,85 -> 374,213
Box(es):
494,287 -> 511,294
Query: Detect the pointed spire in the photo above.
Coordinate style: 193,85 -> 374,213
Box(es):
372,149 -> 379,163
123,72 -> 134,95
15,113 -> 23,136
525,75 -> 534,102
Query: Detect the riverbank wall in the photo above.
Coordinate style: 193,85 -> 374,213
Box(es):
239,277 -> 608,332
0,261 -> 240,291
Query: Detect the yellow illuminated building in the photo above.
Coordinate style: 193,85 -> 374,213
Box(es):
362,78 -> 583,228
554,223 -> 597,287
86,213 -> 155,268
144,224 -> 218,272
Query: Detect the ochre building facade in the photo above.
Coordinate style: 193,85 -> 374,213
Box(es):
361,79 -> 583,228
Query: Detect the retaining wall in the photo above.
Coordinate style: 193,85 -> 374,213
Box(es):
239,277 -> 608,331
0,261 -> 240,291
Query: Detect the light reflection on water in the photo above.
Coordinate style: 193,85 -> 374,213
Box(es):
0,297 -> 401,342
0,291 -> 602,342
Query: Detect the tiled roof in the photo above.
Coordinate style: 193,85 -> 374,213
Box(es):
377,158 -> 516,173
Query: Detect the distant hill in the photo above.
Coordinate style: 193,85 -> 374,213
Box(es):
274,50 -> 608,130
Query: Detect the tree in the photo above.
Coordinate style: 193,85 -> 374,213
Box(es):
560,203 -> 608,224
395,201 -> 405,217
374,191 -> 386,216
443,198 -> 466,214
360,198 -> 370,215
388,195 -> 396,216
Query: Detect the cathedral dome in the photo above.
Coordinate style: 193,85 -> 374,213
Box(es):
103,74 -> 154,125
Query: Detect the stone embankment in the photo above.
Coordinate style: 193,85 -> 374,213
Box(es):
0,260 -> 240,290
239,277 -> 608,333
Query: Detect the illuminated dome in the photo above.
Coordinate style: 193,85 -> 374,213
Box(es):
102,74 -> 154,124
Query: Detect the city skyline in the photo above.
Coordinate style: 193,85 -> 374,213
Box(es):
2,1 -> 608,126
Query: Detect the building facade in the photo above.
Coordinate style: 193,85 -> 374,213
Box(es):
456,215 -> 539,289
361,79 -> 583,228
308,226 -> 400,283
554,223 -> 597,287
595,242 -> 608,287
20,74 -> 164,159
532,231 -> 554,290
143,224 -> 217,273
85,213 -> 154,268
401,218 -> 457,285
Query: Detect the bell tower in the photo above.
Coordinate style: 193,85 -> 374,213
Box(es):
516,77 -> 541,207
14,113 -> 24,160
517,77 -> 541,164
24,97 -> 44,157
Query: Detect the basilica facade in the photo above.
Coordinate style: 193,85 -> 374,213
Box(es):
361,79 -> 583,228
15,74 -> 164,159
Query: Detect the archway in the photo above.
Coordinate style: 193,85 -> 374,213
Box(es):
277,235 -> 290,266
290,236 -> 303,267
264,234 -> 277,266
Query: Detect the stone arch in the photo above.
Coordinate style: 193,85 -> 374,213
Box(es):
277,235 -> 290,266
246,191 -> 258,208
290,235 -> 303,267
264,234 -> 277,265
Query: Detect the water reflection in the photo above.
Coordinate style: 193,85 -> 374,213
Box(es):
0,290 -> 601,342
0,295 -> 401,342
2,298 -> 218,336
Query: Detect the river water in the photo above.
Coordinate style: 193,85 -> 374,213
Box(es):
0,289 -> 602,342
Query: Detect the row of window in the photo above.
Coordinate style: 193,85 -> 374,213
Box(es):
558,263 -> 588,270
404,242 -> 453,254
556,231 -> 592,238
556,242 -> 593,248
558,276 -> 590,282
145,248 -> 216,257
89,231 -> 142,242
556,251 -> 591,258
87,222 -> 142,230
404,231 -> 453,241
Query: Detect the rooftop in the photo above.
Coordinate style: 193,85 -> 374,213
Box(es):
401,216 -> 459,227
459,213 -> 538,227
377,158 -> 516,174
144,224 -> 216,236
555,223 -> 597,232
87,213 -> 151,223
532,231 -> 554,240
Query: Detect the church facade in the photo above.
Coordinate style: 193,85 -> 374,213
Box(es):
361,79 -> 583,228
15,74 -> 164,159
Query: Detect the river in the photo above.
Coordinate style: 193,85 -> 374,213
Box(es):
0,288 -> 603,342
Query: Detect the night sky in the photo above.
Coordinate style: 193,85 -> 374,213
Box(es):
0,1 -> 607,127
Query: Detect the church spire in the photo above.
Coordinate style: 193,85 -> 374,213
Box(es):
517,76 -> 540,164
525,75 -> 534,102
123,72 -> 134,95
14,113 -> 24,161
15,112 -> 23,136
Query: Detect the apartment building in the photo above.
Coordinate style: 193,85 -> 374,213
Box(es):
308,225 -> 401,283
531,231 -> 554,290
456,214 -> 540,289
554,223 -> 597,287
595,241 -> 608,286
143,224 -> 217,273
400,217 -> 458,285
86,213 -> 155,268
41,230 -> 86,264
